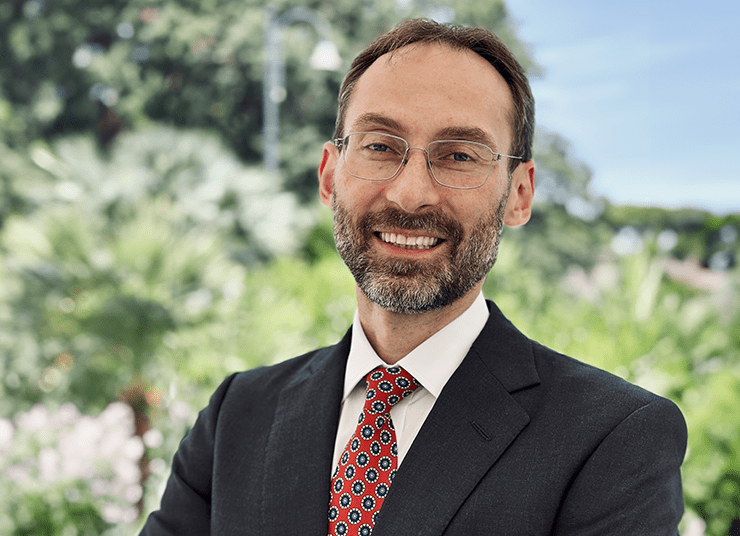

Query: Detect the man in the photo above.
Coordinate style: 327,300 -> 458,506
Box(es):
141,19 -> 686,535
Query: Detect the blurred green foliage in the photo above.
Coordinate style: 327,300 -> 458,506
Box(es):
0,0 -> 532,202
1,0 -> 739,535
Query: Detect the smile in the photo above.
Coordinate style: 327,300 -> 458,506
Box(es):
378,232 -> 441,250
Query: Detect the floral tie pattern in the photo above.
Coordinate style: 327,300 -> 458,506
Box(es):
328,366 -> 420,536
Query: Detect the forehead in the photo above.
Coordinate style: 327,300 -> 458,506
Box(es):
345,42 -> 514,149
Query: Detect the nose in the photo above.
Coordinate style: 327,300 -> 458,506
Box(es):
384,147 -> 441,213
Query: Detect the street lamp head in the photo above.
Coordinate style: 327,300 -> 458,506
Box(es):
310,40 -> 342,71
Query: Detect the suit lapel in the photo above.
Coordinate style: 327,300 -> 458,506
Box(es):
373,301 -> 540,535
259,330 -> 351,533
256,301 -> 539,534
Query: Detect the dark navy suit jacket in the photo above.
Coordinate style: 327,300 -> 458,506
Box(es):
141,301 -> 686,535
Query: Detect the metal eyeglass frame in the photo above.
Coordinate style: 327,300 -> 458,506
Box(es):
333,132 -> 522,190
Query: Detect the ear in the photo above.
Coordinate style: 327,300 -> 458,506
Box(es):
318,141 -> 338,208
503,160 -> 535,227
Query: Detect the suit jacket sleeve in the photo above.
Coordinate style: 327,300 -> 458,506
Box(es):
139,373 -> 237,536
553,395 -> 687,536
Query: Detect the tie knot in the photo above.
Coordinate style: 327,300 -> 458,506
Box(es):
363,366 -> 420,415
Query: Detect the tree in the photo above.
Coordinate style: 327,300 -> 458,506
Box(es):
0,0 -> 536,205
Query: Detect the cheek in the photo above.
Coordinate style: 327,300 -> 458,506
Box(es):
336,177 -> 389,209
443,192 -> 487,222
452,192 -> 507,232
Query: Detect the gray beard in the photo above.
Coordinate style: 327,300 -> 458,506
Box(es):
333,196 -> 508,314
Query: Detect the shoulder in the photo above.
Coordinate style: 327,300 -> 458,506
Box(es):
228,346 -> 326,394
208,328 -> 351,415
531,339 -> 679,420
520,337 -> 687,463
480,300 -> 684,435
533,340 -> 653,405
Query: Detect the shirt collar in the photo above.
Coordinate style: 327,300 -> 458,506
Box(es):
343,292 -> 489,400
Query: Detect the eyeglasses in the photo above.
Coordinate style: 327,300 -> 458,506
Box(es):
334,132 -> 522,190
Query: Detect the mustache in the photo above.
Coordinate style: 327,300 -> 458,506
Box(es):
358,207 -> 463,243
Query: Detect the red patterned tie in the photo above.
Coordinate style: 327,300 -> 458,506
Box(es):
328,366 -> 420,536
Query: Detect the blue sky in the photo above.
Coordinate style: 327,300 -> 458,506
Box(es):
505,0 -> 740,214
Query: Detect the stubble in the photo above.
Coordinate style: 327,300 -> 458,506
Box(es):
333,194 -> 508,314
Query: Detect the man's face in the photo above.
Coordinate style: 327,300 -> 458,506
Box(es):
319,42 -> 534,314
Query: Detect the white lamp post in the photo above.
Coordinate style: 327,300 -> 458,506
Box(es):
262,7 -> 341,174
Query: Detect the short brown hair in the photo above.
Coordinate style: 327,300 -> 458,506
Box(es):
334,18 -> 535,174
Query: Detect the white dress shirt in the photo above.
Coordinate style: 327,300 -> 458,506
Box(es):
331,292 -> 490,472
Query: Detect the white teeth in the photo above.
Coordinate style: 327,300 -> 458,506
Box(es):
379,232 -> 440,250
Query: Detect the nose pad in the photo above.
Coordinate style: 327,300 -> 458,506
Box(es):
401,147 -> 431,172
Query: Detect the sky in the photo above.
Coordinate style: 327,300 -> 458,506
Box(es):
505,0 -> 740,215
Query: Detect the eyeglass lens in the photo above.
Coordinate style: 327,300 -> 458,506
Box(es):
342,132 -> 495,189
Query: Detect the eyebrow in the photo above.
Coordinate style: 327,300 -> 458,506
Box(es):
350,113 -> 499,151
436,126 -> 498,151
351,113 -> 405,134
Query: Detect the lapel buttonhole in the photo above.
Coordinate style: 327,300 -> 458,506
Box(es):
470,420 -> 492,441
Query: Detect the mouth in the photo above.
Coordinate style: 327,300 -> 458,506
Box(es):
377,231 -> 442,251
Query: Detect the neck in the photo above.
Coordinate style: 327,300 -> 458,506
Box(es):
356,282 -> 484,364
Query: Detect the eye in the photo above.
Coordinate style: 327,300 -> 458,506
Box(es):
361,135 -> 405,156
367,142 -> 391,152
438,148 -> 478,164
450,151 -> 473,162
431,141 -> 491,166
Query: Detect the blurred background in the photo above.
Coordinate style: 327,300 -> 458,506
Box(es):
0,1 -> 737,535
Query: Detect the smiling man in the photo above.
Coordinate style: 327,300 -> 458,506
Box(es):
141,19 -> 686,536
